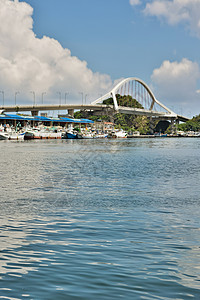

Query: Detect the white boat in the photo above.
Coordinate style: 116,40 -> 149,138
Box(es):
81,130 -> 94,139
114,130 -> 127,138
82,133 -> 94,139
24,128 -> 62,140
95,133 -> 108,138
0,131 -> 25,140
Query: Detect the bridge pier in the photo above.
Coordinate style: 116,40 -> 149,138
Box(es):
149,117 -> 154,134
68,109 -> 74,117
171,118 -> 178,135
31,111 -> 39,116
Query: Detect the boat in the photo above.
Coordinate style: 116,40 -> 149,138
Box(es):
61,132 -> 83,139
108,130 -> 127,138
154,133 -> 167,137
0,131 -> 25,140
24,128 -> 62,140
82,132 -> 94,139
95,133 -> 108,138
115,130 -> 127,138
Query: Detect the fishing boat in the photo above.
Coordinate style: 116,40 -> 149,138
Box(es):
82,132 -> 94,139
0,131 -> 25,140
24,128 -> 62,140
154,133 -> 168,137
61,132 -> 83,139
95,133 -> 108,138
108,130 -> 127,138
115,130 -> 127,138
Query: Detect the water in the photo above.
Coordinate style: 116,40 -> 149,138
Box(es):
0,138 -> 200,299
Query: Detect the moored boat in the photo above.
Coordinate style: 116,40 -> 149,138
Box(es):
24,128 -> 62,140
108,130 -> 127,138
61,132 -> 83,139
82,133 -> 94,139
115,130 -> 127,138
95,133 -> 108,138
0,131 -> 25,140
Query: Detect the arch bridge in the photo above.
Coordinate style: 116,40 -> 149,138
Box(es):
91,77 -> 188,122
0,77 -> 188,122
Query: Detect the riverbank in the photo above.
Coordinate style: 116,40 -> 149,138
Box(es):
127,134 -> 200,138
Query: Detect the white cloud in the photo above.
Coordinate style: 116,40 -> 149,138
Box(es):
151,58 -> 200,116
0,0 -> 113,105
129,0 -> 141,6
143,0 -> 200,38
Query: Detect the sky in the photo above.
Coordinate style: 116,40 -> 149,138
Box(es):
1,0 -> 200,117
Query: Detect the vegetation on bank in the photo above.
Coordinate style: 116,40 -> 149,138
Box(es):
178,115 -> 200,132
104,95 -> 150,134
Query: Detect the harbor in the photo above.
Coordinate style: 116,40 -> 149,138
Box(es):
0,113 -> 126,140
1,0 -> 200,299
1,112 -> 200,141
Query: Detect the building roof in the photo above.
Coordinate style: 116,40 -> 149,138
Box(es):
0,114 -> 94,124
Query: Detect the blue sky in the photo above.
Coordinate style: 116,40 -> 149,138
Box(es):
1,0 -> 200,117
25,0 -> 199,80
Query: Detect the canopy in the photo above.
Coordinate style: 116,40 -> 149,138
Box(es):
0,114 -> 94,124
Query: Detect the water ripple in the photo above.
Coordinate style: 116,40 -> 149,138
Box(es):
0,139 -> 200,299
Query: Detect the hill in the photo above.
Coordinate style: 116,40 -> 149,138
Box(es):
178,114 -> 200,132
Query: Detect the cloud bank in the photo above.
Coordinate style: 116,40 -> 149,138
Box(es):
143,0 -> 200,38
0,0 -> 113,105
129,0 -> 141,6
151,58 -> 200,116
129,0 -> 200,116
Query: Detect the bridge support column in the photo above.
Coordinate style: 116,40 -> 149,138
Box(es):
149,117 -> 154,134
171,118 -> 177,135
175,119 -> 179,134
106,109 -> 115,124
31,111 -> 38,116
68,109 -> 74,117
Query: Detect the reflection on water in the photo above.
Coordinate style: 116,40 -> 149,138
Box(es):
0,138 -> 200,299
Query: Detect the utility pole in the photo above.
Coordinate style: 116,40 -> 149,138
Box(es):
15,91 -> 20,105
0,91 -> 4,106
79,92 -> 84,105
30,91 -> 36,105
57,92 -> 61,104
85,94 -> 88,104
65,92 -> 69,104
42,92 -> 46,104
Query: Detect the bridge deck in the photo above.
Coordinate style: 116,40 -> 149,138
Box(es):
0,104 -> 189,121
0,104 -> 111,112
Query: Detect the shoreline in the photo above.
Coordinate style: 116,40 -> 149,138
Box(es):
127,135 -> 200,138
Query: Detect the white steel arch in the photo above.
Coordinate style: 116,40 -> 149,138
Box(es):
92,77 -> 177,118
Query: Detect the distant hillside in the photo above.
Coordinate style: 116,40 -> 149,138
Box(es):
178,114 -> 200,132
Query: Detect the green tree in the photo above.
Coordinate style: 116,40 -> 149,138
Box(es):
178,115 -> 200,132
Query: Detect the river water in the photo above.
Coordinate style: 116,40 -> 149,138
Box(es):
0,138 -> 200,299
